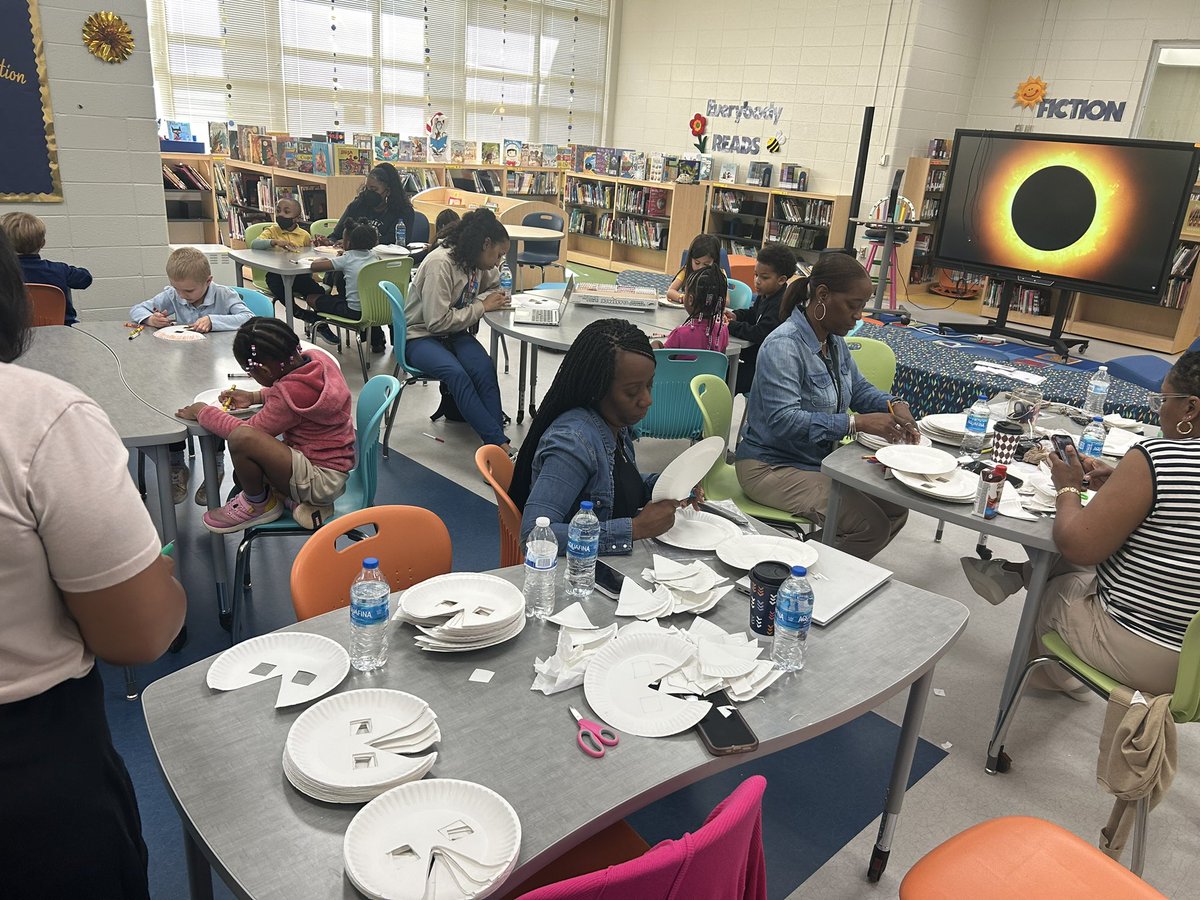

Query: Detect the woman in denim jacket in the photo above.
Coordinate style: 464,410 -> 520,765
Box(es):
509,320 -> 693,555
735,254 -> 920,560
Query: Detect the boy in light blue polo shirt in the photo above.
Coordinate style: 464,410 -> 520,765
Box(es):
130,246 -> 252,333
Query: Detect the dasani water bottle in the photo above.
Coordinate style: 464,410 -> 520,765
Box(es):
523,516 -> 558,619
772,566 -> 814,672
960,394 -> 991,458
350,557 -> 390,672
566,501 -> 600,601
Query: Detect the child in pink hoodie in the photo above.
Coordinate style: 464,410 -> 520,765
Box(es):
176,317 -> 355,533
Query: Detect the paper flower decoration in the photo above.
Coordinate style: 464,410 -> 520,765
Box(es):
689,113 -> 708,153
83,11 -> 135,63
1014,75 -> 1048,109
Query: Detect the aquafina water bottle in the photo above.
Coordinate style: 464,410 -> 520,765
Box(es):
499,261 -> 514,300
960,394 -> 991,458
350,557 -> 390,672
1083,365 -> 1110,417
565,501 -> 600,601
395,219 -> 407,247
523,516 -> 558,619
772,566 -> 814,672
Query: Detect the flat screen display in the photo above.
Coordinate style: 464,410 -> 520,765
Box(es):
932,130 -> 1200,303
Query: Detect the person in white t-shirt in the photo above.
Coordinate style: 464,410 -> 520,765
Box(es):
0,230 -> 187,899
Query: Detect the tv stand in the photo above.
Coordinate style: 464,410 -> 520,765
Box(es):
939,280 -> 1089,361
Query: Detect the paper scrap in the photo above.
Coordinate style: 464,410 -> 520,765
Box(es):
469,668 -> 494,684
933,688 -> 946,697
940,741 -> 953,751
718,706 -> 735,718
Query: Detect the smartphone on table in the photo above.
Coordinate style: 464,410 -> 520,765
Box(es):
594,560 -> 625,599
694,689 -> 759,756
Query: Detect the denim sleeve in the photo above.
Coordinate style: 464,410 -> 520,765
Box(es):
847,355 -> 893,413
756,336 -> 850,446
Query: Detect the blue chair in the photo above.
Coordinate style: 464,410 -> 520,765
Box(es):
515,211 -> 564,284
1106,336 -> 1200,392
381,281 -> 428,458
225,373 -> 401,640
637,349 -> 729,441
232,286 -> 275,318
728,279 -> 753,310
678,246 -> 732,277
409,210 -> 430,244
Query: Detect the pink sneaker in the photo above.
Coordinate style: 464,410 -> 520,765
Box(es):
202,492 -> 283,534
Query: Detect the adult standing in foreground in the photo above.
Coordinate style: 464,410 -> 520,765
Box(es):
0,230 -> 187,899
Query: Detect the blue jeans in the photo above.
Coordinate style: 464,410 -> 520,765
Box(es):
406,333 -> 508,446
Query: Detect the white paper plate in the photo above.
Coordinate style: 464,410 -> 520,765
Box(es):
206,632 -> 350,708
191,388 -> 262,415
651,436 -> 726,502
656,509 -> 742,552
401,574 -> 524,628
375,244 -> 412,257
857,432 -> 932,450
153,325 -> 206,342
584,633 -> 712,737
892,468 -> 977,503
714,534 -> 818,571
873,444 -> 958,476
415,614 -> 526,652
343,779 -> 521,900
919,413 -> 995,436
313,246 -> 340,256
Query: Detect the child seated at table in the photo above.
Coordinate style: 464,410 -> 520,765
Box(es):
723,241 -> 796,395
1,212 -> 92,325
654,264 -> 729,353
409,209 -> 461,268
130,247 -> 253,505
175,317 -> 355,532
250,197 -> 326,311
666,234 -> 722,304
300,221 -> 381,348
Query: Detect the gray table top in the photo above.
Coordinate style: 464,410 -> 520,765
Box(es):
18,326 -> 187,447
228,247 -> 318,275
821,442 -> 1058,552
142,538 -> 968,900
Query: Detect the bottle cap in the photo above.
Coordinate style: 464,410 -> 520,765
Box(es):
535,516 -> 550,527
580,501 -> 594,510
992,464 -> 1007,475
1092,416 -> 1103,422
363,557 -> 379,569
791,565 -> 807,577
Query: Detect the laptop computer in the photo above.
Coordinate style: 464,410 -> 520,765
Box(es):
510,275 -> 576,326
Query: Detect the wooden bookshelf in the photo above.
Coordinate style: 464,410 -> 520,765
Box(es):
161,153 -> 222,245
896,156 -> 949,286
221,158 -> 362,246
701,182 -> 851,261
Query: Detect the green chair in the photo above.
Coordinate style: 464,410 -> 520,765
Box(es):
240,222 -> 273,295
310,218 -> 339,239
637,350 -> 727,441
986,609 -> 1200,876
315,257 -> 412,383
380,280 -> 428,459
232,286 -> 275,318
690,374 -> 811,534
225,373 -> 401,640
846,336 -> 897,393
728,278 -> 754,311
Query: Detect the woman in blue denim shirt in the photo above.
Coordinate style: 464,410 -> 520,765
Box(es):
509,320 -> 693,555
735,254 -> 920,560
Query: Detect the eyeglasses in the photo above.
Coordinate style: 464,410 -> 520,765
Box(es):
1148,392 -> 1191,413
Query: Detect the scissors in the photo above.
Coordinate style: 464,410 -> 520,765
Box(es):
570,706 -> 619,758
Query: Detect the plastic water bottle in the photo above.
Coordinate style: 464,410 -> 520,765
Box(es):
565,501 -> 600,601
498,262 -> 514,300
1078,416 -> 1107,460
772,566 -> 814,672
960,394 -> 991,458
523,516 -> 558,619
395,220 -> 407,247
1083,365 -> 1110,417
349,557 -> 390,672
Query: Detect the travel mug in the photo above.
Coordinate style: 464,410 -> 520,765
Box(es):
749,561 -> 791,637
992,420 -> 1023,465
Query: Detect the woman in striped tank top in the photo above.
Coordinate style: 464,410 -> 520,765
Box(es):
962,352 -> 1200,697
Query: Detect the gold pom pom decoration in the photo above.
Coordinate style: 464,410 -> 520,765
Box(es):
83,11 -> 134,64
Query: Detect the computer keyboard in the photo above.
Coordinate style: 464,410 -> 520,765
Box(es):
577,282 -> 658,296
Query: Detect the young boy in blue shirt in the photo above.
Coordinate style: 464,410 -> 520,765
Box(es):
1,212 -> 92,325
130,247 -> 254,504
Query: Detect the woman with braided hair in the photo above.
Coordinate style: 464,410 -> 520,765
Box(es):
176,317 -> 355,533
510,319 -> 698,555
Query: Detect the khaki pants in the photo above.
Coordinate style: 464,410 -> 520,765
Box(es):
736,459 -> 908,561
1031,561 -> 1180,696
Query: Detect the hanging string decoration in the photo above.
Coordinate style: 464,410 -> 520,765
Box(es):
219,0 -> 232,119
330,0 -> 339,127
567,8 -> 577,138
499,0 -> 507,125
424,2 -> 431,111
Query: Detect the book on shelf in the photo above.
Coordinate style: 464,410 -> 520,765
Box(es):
474,170 -> 501,195
165,121 -> 193,142
698,155 -> 712,181
605,149 -> 622,177
568,208 -> 597,235
1186,198 -> 1200,233
374,133 -> 400,162
352,133 -> 373,150
450,140 -> 478,164
711,189 -> 743,213
169,162 -> 210,190
1163,241 -> 1199,308
920,197 -> 942,220
325,130 -> 345,144
773,196 -> 832,227
295,185 -> 328,222
766,222 -> 827,250
928,138 -> 951,159
409,135 -> 427,159
718,237 -> 760,258
162,164 -> 188,190
565,177 -> 613,207
557,145 -> 574,169
718,163 -> 738,184
647,154 -> 666,183
746,161 -> 772,187
503,139 -> 523,166
518,144 -> 542,166
312,142 -> 334,177
662,156 -> 680,182
274,185 -> 297,205
234,125 -> 261,162
542,144 -> 559,166
983,280 -> 1051,316
778,163 -> 807,191
207,121 -> 230,156
277,139 -> 298,170
591,147 -> 608,174
335,145 -> 371,176
507,170 -> 559,195
294,139 -> 314,173
212,161 -> 228,195
677,157 -> 701,184
481,141 -> 501,165
611,216 -> 668,250
395,140 -> 414,162
615,183 -> 669,217
619,150 -> 646,181
925,167 -> 947,191
253,135 -> 279,167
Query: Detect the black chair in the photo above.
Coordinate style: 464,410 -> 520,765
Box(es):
515,211 -> 564,283
410,210 -> 430,244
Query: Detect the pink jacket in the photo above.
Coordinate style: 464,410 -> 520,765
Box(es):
518,776 -> 767,900
196,350 -> 355,473
664,318 -> 729,353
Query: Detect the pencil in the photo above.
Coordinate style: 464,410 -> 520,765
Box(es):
161,541 -> 175,558
422,432 -> 445,443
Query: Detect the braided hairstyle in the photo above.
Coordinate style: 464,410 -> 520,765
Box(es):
509,319 -> 655,510
438,208 -> 510,273
233,317 -> 302,374
682,264 -> 728,350
778,251 -> 869,320
1170,351 -> 1200,397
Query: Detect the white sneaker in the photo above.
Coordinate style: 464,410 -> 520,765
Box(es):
194,467 -> 225,507
960,557 -> 1024,605
170,465 -> 190,505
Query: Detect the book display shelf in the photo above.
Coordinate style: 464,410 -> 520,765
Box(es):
701,182 -> 850,261
161,153 -> 223,245
897,155 -> 949,286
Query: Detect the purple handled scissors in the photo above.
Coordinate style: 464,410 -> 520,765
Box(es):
570,706 -> 619,758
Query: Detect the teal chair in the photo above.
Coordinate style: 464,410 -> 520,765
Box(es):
637,349 -> 728,441
315,257 -> 412,383
728,278 -> 754,311
225,373 -> 401,640
232,286 -> 275,318
690,375 -> 811,534
381,281 -> 427,458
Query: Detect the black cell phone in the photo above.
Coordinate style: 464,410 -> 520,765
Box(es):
1052,433 -> 1076,462
594,560 -> 625,599
694,690 -> 759,756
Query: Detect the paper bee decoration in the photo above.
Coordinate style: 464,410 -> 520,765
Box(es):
766,131 -> 787,153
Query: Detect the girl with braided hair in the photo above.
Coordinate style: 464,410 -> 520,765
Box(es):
176,317 -> 355,533
656,264 -> 729,352
510,319 -> 699,555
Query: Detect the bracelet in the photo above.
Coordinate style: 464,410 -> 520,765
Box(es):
848,414 -> 857,439
1055,486 -> 1081,499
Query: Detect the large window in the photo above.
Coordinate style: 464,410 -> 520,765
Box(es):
148,0 -> 610,144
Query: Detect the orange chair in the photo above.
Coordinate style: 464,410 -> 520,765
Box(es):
26,283 -> 67,326
476,445 -> 523,568
899,816 -> 1167,899
289,505 -> 452,622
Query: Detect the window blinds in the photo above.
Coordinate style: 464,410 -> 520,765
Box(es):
148,0 -> 610,144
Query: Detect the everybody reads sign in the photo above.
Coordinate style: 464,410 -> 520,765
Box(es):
705,99 -> 785,155
1,0 -> 62,202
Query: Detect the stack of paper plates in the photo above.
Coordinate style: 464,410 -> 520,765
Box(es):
856,431 -> 932,451
918,412 -> 994,448
343,778 -> 521,900
206,632 -> 350,708
656,508 -> 742,551
891,468 -> 977,503
873,444 -> 959,477
396,573 -> 526,652
715,534 -> 818,571
284,689 -> 439,804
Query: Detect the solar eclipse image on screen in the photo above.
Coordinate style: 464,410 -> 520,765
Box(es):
933,131 -> 1200,303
